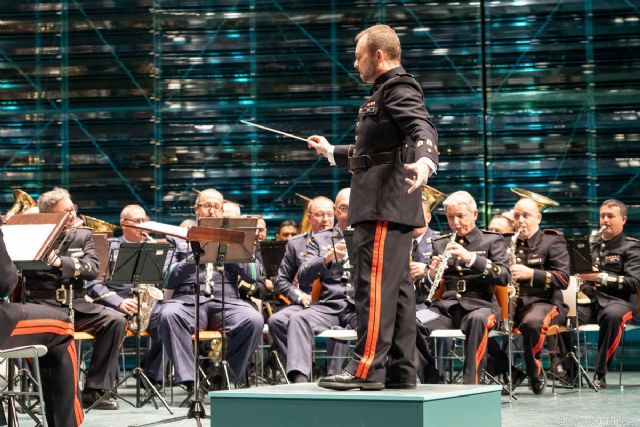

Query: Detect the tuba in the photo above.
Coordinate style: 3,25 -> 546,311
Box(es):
421,185 -> 447,213
295,193 -> 312,234
80,214 -> 118,235
3,189 -> 37,222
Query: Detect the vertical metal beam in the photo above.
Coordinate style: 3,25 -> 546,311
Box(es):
35,1 -> 43,191
331,0 -> 339,197
585,0 -> 597,227
60,0 -> 70,188
481,0 -> 490,226
250,0 -> 258,210
153,0 -> 163,221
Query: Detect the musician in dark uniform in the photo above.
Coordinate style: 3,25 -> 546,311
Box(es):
1,227 -> 84,427
21,187 -> 126,410
422,191 -> 510,384
145,188 -> 264,388
273,189 -> 356,382
577,199 -> 640,388
493,197 -> 570,394
268,196 -> 336,380
308,24 -> 438,390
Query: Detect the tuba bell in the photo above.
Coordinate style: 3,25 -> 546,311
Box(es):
80,214 -> 118,236
421,185 -> 447,213
4,189 -> 37,221
510,187 -> 559,212
295,193 -> 312,234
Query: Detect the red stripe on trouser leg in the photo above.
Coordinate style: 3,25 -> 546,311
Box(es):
474,314 -> 496,384
606,310 -> 633,363
531,306 -> 559,375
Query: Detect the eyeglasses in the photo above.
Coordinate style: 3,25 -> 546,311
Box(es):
63,204 -> 78,214
310,211 -> 334,219
124,217 -> 149,224
195,203 -> 223,211
336,205 -> 349,213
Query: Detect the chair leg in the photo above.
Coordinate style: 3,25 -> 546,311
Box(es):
619,327 -> 625,389
31,355 -> 47,427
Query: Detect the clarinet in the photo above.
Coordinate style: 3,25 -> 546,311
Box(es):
425,232 -> 457,306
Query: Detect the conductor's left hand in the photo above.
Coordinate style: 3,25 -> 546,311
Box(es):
404,161 -> 430,194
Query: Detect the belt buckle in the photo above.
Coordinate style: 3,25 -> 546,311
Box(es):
55,285 -> 67,305
456,280 -> 466,293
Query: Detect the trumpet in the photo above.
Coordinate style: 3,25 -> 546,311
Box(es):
425,231 -> 457,306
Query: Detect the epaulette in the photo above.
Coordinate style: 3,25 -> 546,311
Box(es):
480,229 -> 501,235
433,233 -> 454,241
625,236 -> 639,243
543,228 -> 564,236
289,233 -> 307,242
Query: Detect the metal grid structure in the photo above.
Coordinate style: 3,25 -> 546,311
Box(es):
1,0 -> 639,235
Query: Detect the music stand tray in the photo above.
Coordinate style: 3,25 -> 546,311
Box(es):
259,241 -> 287,279
107,243 -> 170,286
566,237 -> 593,275
197,217 -> 258,264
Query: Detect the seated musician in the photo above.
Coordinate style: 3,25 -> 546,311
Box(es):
22,188 -> 126,410
1,226 -> 84,427
576,199 -> 640,388
268,195 -> 345,382
282,189 -> 357,382
87,204 -> 153,316
144,188 -> 264,389
275,220 -> 298,242
490,197 -> 570,394
421,191 -> 510,384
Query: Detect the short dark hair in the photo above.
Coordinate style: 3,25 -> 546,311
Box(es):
356,24 -> 401,61
601,199 -> 627,218
278,220 -> 297,232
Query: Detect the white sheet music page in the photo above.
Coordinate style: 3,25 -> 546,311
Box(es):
2,224 -> 56,261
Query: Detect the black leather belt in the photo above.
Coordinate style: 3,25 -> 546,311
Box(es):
348,149 -> 406,174
24,287 -> 78,304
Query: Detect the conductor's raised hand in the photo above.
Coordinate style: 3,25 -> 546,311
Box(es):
404,161 -> 429,194
307,135 -> 331,158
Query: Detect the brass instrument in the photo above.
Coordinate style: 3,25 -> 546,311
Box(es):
425,231 -> 457,306
295,193 -> 312,234
3,189 -> 37,221
510,187 -> 558,211
128,284 -> 163,332
80,214 -> 118,235
421,185 -> 447,212
576,225 -> 607,304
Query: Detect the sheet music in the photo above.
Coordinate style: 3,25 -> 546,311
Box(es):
137,221 -> 188,239
2,224 -> 57,261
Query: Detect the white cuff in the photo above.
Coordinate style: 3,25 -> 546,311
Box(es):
327,145 -> 336,166
465,253 -> 477,268
417,157 -> 437,176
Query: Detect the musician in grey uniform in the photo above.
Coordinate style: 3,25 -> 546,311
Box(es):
22,188 -> 126,410
144,189 -> 264,388
268,196 -> 336,381
87,204 -> 151,314
577,199 -> 640,388
274,189 -> 357,382
422,191 -> 510,384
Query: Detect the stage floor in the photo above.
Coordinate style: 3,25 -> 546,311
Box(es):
6,372 -> 640,426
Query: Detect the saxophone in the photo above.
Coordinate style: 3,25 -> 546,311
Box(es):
425,231 -> 457,306
128,232 -> 164,332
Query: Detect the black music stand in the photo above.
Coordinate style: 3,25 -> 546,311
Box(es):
86,242 -> 174,413
129,224 -> 247,427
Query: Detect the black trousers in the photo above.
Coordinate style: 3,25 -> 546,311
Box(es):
517,302 -> 561,378
424,303 -> 496,384
73,309 -> 128,390
578,301 -> 634,375
0,303 -> 83,427
345,221 -> 416,384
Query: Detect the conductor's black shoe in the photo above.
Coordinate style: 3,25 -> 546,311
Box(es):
511,367 -> 526,390
530,370 -> 547,395
593,373 -> 607,389
318,371 -> 384,391
82,389 -> 119,410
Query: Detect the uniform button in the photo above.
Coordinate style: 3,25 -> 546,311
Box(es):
518,249 -> 524,254
458,239 -> 464,244
516,258 -> 521,263
356,122 -> 360,128
456,265 -> 462,272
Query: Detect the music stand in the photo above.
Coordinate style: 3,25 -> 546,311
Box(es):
86,242 -> 174,413
128,222 -> 246,427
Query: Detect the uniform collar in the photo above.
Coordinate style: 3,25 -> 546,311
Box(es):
370,66 -> 406,94
457,226 -> 481,245
521,229 -> 542,250
603,232 -> 624,246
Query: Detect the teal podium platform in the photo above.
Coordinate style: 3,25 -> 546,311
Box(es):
210,383 -> 501,427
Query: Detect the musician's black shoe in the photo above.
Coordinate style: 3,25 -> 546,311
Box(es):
593,373 -> 607,389
82,388 -> 119,410
318,371 -> 384,391
530,370 -> 547,395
